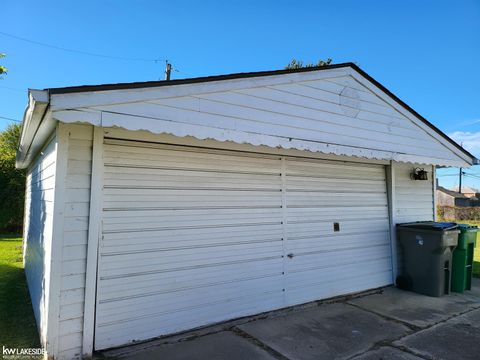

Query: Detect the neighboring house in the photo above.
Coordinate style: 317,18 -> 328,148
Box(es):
436,186 -> 471,207
16,63 -> 476,360
459,186 -> 479,198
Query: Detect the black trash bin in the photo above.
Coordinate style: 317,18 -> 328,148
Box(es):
397,222 -> 459,297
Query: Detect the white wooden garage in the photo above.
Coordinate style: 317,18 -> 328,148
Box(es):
17,63 -> 476,359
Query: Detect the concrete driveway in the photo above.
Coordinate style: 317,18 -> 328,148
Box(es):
100,279 -> 480,360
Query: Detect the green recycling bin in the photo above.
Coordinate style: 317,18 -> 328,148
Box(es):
451,224 -> 478,293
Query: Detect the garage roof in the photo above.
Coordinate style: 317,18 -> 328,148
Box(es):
16,63 -> 477,168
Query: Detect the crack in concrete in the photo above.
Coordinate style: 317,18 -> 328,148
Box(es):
388,343 -> 435,360
343,301 -> 480,360
230,327 -> 290,360
345,301 -> 422,331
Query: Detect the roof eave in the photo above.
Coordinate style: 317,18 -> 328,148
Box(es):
16,90 -> 53,169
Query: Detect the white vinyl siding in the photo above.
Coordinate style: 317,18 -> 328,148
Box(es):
394,162 -> 435,274
23,136 -> 57,346
57,124 -> 93,360
94,139 -> 391,350
52,71 -> 466,166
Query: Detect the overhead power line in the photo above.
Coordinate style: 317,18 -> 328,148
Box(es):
464,173 -> 480,180
0,30 -> 166,63
0,115 -> 21,123
0,85 -> 25,93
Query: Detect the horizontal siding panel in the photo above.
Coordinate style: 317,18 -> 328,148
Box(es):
62,259 -> 87,276
58,332 -> 83,352
65,174 -> 91,189
61,274 -> 86,291
63,230 -> 88,246
60,303 -> 84,322
60,288 -> 85,306
58,347 -> 82,360
59,319 -> 83,337
98,101 -> 447,158
67,123 -> 93,140
23,135 -> 57,341
67,160 -> 92,175
64,203 -> 90,217
62,245 -> 87,262
64,217 -> 89,232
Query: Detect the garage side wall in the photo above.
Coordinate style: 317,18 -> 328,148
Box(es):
393,162 -> 435,274
23,135 -> 57,346
56,124 -> 93,360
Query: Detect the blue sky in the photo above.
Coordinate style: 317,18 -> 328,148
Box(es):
1,0 -> 479,188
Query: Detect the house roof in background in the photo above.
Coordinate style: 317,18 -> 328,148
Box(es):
459,186 -> 478,194
437,186 -> 469,199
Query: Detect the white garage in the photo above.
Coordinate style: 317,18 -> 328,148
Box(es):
17,63 -> 476,359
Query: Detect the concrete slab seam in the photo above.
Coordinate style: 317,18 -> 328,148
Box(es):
230,327 -> 291,360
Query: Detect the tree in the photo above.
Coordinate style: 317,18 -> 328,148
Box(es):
0,53 -> 7,77
285,58 -> 332,69
0,123 -> 25,232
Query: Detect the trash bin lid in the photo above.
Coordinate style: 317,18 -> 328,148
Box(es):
397,221 -> 458,231
456,223 -> 479,232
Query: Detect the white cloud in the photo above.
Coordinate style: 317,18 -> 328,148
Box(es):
448,131 -> 480,157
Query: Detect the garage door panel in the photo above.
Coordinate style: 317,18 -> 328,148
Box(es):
95,141 -> 392,350
97,274 -> 284,321
100,234 -> 283,253
102,208 -> 283,228
287,180 -> 386,192
103,197 -> 282,209
286,245 -> 391,272
102,220 -> 282,233
283,158 -> 391,306
101,224 -> 283,245
285,158 -> 384,172
104,148 -> 282,175
104,172 -> 282,190
95,289 -> 285,350
286,206 -> 387,221
286,257 -> 392,285
286,231 -> 390,252
98,258 -> 283,299
285,269 -> 392,306
101,229 -> 283,252
98,247 -> 284,278
287,219 -> 389,239
103,207 -> 283,220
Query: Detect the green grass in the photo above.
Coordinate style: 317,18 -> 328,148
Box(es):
0,236 -> 41,350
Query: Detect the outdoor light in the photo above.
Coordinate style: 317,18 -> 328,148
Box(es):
411,168 -> 429,180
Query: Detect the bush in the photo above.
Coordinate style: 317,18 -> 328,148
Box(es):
437,205 -> 480,222
0,124 -> 25,233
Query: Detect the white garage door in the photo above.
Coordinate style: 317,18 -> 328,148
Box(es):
94,139 -> 392,350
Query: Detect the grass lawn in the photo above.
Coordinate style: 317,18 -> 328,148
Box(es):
474,239 -> 480,278
0,236 -> 41,351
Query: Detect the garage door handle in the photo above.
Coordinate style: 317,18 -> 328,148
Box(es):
287,253 -> 294,259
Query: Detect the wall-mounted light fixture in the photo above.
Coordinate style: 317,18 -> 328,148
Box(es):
411,168 -> 429,181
